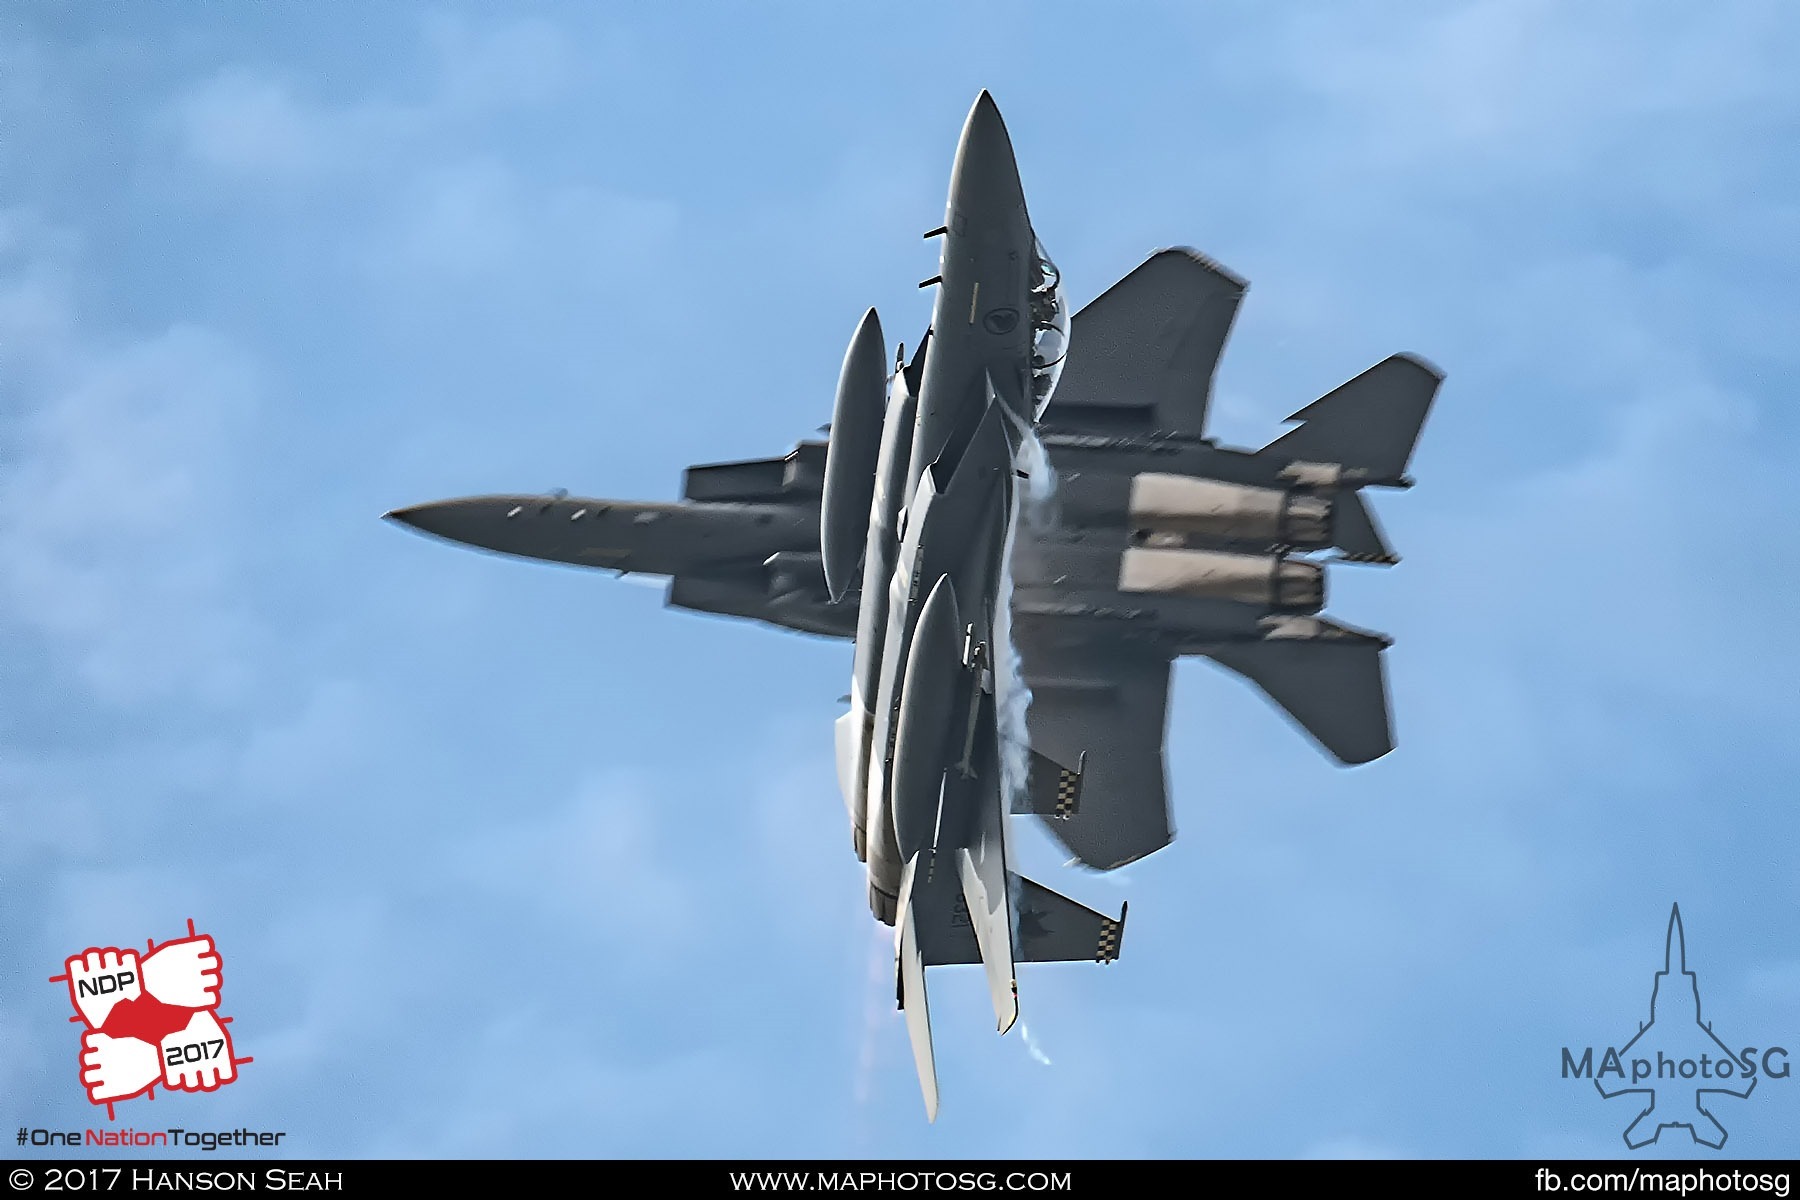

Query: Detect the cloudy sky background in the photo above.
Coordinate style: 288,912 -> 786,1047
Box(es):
4,0 -> 1798,1159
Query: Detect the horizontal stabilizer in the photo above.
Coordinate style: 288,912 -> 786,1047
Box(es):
1015,876 -> 1127,965
1259,354 -> 1442,485
1011,749 -> 1085,818
915,872 -> 1127,967
1199,618 -> 1394,764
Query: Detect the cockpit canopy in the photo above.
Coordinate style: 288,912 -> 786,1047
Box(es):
1028,235 -> 1069,417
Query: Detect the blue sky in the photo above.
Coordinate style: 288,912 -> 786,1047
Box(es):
4,0 -> 1798,1160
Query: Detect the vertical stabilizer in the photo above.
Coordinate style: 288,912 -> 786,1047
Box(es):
958,845 -> 1018,1034
895,854 -> 939,1122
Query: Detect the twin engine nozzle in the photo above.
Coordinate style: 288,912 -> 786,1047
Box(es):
1119,546 -> 1325,612
1127,473 -> 1332,549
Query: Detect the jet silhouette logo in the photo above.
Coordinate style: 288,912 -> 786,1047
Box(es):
48,919 -> 251,1119
1562,905 -> 1789,1150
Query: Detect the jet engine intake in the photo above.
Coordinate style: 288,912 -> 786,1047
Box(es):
1118,546 -> 1324,611
1128,473 -> 1332,548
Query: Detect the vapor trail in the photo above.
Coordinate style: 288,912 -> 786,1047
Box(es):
993,419 -> 1057,812
851,919 -> 890,1143
994,420 -> 1059,1071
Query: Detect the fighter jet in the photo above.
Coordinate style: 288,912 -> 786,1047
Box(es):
389,91 -> 1127,1122
1000,247 -> 1442,872
389,244 -> 1442,877
812,92 -> 1138,1119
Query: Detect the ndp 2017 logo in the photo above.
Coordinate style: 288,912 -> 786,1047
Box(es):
48,919 -> 251,1117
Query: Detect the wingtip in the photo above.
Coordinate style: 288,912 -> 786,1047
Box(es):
1148,245 -> 1250,293
1334,741 -> 1397,767
1393,351 -> 1448,383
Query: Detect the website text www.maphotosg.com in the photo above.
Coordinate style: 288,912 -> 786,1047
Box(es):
729,1170 -> 1072,1193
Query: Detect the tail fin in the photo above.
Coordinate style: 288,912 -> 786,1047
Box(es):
957,847 -> 1017,1034
895,853 -> 939,1122
1259,354 -> 1442,486
833,708 -> 865,826
1198,617 -> 1395,765
955,692 -> 1021,1035
1332,490 -> 1399,565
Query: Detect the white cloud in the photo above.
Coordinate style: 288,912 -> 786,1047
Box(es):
0,215 -> 263,707
1267,0 -> 1794,174
233,679 -> 378,805
167,69 -> 346,181
160,14 -> 588,188
448,770 -> 700,957
371,159 -> 678,283
1302,1135 -> 1412,1159
0,759 -> 104,870
419,14 -> 580,114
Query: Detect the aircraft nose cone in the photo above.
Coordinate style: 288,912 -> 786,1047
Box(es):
949,89 -> 1025,221
970,87 -> 1001,127
384,500 -> 476,543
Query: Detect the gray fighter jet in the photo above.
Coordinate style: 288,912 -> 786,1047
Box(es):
389,92 -> 1132,1121
389,93 -> 1444,1121
1005,248 -> 1442,872
815,93 -> 1137,1118
389,245 -> 1441,877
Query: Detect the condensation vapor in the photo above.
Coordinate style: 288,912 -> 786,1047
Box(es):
995,420 -> 1058,1070
851,920 -> 890,1142
994,420 -> 1058,813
